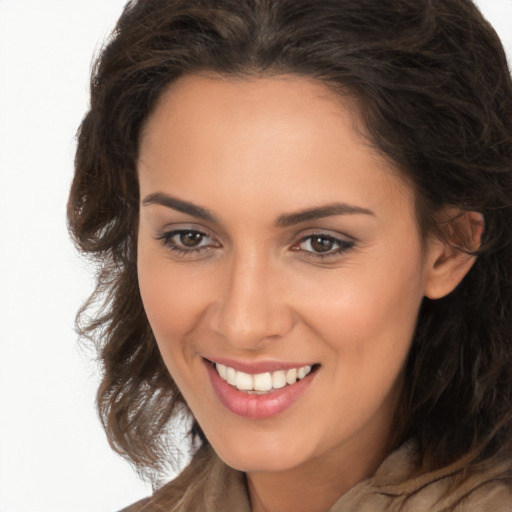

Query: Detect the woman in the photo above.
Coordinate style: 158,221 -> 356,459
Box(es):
68,0 -> 512,510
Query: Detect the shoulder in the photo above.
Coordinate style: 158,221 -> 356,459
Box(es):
117,497 -> 151,512
402,468 -> 512,511
116,445 -> 250,512
454,478 -> 512,511
331,441 -> 512,512
376,442 -> 512,511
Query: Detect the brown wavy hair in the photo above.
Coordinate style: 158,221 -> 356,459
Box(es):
68,0 -> 512,481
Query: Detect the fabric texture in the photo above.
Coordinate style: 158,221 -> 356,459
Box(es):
119,441 -> 512,511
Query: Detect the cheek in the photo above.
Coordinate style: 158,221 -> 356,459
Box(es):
299,245 -> 425,369
137,242 -> 210,359
297,254 -> 424,439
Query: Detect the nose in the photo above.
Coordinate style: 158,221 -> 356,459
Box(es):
208,250 -> 294,350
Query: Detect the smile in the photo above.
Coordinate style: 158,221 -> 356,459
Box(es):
205,359 -> 319,419
215,363 -> 313,394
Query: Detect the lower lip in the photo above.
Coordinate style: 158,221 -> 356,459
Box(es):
205,361 -> 316,419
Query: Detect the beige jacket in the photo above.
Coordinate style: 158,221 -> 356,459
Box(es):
120,441 -> 512,511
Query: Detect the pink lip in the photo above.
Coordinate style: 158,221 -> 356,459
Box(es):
204,360 -> 317,419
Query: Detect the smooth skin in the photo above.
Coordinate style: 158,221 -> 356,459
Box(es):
137,75 -> 479,512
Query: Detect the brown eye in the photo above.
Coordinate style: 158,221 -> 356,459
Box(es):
310,236 -> 334,253
293,233 -> 355,258
180,231 -> 205,247
156,228 -> 218,256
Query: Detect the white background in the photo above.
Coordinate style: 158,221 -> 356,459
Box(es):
0,1 -> 511,511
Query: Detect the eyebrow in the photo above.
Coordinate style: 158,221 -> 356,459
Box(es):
275,203 -> 375,227
142,192 -> 374,226
142,192 -> 217,222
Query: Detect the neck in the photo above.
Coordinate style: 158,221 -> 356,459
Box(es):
247,432 -> 391,512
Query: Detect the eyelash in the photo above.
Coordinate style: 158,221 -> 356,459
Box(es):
292,234 -> 355,258
155,230 -> 355,259
156,229 -> 218,257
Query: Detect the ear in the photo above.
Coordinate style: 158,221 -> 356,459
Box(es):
423,210 -> 484,300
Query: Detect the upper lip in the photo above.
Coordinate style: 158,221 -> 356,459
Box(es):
204,356 -> 317,374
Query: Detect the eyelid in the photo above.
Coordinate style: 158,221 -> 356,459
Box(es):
155,226 -> 221,257
291,230 -> 356,258
293,227 -> 355,245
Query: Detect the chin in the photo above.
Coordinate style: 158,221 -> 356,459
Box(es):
207,430 -> 315,473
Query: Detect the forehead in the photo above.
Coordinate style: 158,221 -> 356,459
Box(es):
138,74 -> 414,222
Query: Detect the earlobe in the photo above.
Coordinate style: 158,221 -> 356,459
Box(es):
423,211 -> 484,300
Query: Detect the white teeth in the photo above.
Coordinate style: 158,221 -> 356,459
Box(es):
217,363 -> 227,380
286,368 -> 297,385
215,363 -> 314,393
226,366 -> 237,386
235,371 -> 253,390
272,370 -> 287,389
253,372 -> 273,392
297,365 -> 312,380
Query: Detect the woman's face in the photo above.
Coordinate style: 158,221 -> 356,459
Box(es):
137,75 -> 434,476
